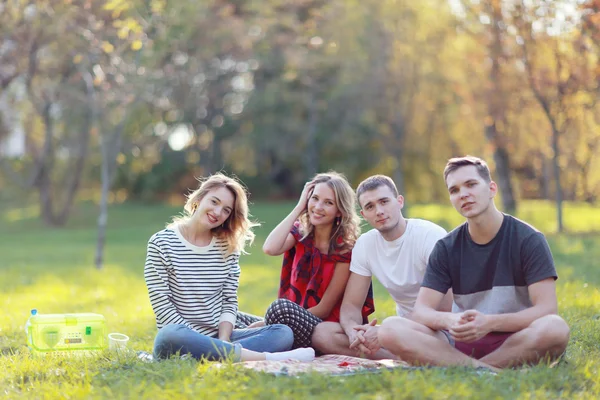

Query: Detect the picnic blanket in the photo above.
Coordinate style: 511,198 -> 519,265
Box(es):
218,355 -> 413,376
138,352 -> 502,376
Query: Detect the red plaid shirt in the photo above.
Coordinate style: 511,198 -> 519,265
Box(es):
278,222 -> 375,322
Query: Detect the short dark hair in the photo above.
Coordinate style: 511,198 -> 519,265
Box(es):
444,155 -> 491,183
356,175 -> 398,207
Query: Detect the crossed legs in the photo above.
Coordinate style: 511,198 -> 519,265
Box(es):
479,314 -> 570,368
378,314 -> 570,369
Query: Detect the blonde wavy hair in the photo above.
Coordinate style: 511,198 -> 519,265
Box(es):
298,171 -> 361,254
168,173 -> 259,254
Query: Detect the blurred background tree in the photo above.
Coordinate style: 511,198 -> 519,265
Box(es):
0,0 -> 598,233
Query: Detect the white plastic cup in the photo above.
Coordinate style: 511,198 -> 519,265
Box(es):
108,332 -> 129,352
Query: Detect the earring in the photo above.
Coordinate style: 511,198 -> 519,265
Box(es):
335,217 -> 341,226
191,203 -> 198,213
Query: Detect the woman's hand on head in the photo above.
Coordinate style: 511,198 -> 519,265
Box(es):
295,181 -> 315,212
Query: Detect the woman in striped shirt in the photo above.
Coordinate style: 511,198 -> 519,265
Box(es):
145,173 -> 315,362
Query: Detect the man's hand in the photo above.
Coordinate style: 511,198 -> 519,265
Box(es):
355,325 -> 380,354
348,319 -> 378,355
449,310 -> 491,343
443,313 -> 463,330
347,328 -> 368,355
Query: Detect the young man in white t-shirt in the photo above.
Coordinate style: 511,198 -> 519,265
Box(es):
311,175 -> 449,357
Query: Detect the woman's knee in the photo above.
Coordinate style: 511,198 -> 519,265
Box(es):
268,298 -> 296,310
264,298 -> 296,325
262,323 -> 294,351
155,324 -> 188,344
153,324 -> 188,358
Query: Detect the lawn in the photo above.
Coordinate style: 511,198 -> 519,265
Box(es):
0,200 -> 599,399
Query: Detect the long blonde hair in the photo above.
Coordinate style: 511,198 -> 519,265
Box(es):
168,173 -> 259,254
298,171 -> 360,254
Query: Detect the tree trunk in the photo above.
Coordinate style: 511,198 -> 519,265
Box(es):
38,168 -> 56,226
36,101 -> 58,226
529,88 -> 564,231
540,152 -> 550,200
391,112 -> 407,214
95,116 -> 128,269
485,123 -> 517,214
95,156 -> 110,269
486,0 -> 517,214
54,73 -> 94,226
95,132 -> 120,270
55,117 -> 91,226
551,126 -> 564,232
519,13 -> 566,232
31,76 -> 92,227
493,150 -> 516,214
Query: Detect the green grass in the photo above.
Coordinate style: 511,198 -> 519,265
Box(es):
0,200 -> 599,399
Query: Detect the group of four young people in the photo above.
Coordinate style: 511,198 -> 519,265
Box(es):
144,155 -> 570,369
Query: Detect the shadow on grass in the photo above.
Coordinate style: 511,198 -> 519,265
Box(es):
0,346 -> 20,356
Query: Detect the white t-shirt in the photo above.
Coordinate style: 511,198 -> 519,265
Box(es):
350,219 -> 447,316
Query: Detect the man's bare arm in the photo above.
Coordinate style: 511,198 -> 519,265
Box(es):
438,288 -> 454,312
339,273 -> 372,337
409,287 -> 460,331
484,278 -> 557,332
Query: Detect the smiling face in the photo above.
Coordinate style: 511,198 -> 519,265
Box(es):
307,182 -> 340,227
193,186 -> 235,230
446,165 -> 497,219
358,185 -> 404,234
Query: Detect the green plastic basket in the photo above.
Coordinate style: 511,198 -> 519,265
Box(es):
26,313 -> 107,353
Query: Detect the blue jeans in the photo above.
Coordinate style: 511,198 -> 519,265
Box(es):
153,324 -> 294,361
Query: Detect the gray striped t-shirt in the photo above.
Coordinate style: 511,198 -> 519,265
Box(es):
422,214 -> 557,315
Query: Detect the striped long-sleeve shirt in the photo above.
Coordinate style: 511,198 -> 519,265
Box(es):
144,227 -> 240,338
